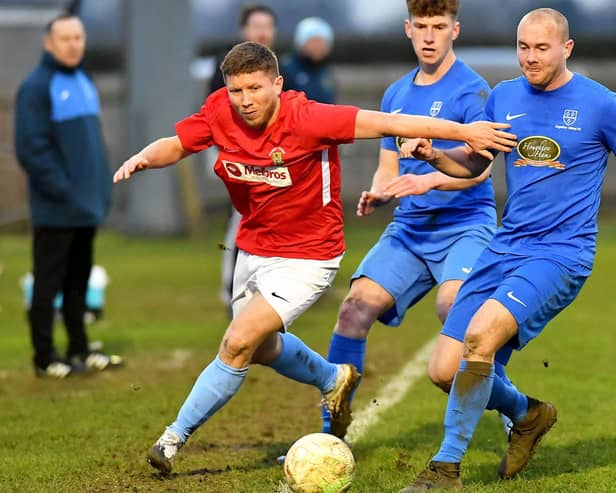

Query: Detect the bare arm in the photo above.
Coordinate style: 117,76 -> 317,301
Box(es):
353,109 -> 516,154
383,138 -> 493,197
113,136 -> 191,183
383,165 -> 493,198
428,146 -> 493,178
404,138 -> 493,178
431,165 -> 492,190
356,149 -> 398,216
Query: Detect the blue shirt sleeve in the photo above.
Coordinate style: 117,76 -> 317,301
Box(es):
483,89 -> 496,122
15,77 -> 70,202
458,81 -> 490,123
600,91 -> 616,154
380,84 -> 397,152
480,89 -> 500,160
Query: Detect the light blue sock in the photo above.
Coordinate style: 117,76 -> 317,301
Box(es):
486,372 -> 528,422
269,332 -> 338,393
321,333 -> 365,433
433,360 -> 494,464
168,356 -> 247,442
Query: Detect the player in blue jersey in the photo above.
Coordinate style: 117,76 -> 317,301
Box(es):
398,8 -> 616,492
321,0 -> 517,437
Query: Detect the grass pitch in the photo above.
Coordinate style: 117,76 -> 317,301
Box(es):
1,211 -> 615,492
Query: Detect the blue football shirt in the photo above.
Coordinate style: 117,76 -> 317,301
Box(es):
485,74 -> 616,273
381,60 -> 496,227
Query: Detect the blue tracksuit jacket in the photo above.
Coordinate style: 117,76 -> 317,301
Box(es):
15,52 -> 112,227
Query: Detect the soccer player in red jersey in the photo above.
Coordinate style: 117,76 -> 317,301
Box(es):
113,41 -> 515,474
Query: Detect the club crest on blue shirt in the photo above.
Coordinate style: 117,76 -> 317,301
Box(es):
395,136 -> 409,150
562,109 -> 578,126
395,136 -> 432,154
429,101 -> 443,117
514,136 -> 565,170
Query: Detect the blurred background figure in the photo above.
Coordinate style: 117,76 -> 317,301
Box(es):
207,4 -> 278,313
14,13 -> 121,379
207,4 -> 278,95
20,264 -> 110,324
281,16 -> 336,104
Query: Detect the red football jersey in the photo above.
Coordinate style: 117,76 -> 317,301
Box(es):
176,89 -> 360,260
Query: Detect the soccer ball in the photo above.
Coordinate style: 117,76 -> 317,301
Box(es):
284,433 -> 355,493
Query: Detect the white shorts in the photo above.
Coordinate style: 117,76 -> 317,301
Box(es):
231,250 -> 343,329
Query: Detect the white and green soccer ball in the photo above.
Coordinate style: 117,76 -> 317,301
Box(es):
284,433 -> 355,493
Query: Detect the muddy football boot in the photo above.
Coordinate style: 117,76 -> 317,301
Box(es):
321,363 -> 360,439
498,398 -> 557,479
398,461 -> 463,492
147,429 -> 184,473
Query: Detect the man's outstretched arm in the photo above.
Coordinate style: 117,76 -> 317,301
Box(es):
113,136 -> 191,183
406,138 -> 494,179
356,148 -> 399,216
353,109 -> 516,155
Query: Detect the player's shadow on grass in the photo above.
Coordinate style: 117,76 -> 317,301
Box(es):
151,440 -> 291,480
470,435 -> 616,482
353,418 -> 616,485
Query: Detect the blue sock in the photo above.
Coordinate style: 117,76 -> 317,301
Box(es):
327,333 -> 366,374
321,333 -> 366,433
269,332 -> 338,393
486,372 -> 528,423
168,356 -> 247,442
433,361 -> 494,464
495,361 -> 513,387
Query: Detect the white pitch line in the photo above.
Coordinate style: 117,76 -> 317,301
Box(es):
158,348 -> 193,370
345,336 -> 437,444
275,337 -> 438,493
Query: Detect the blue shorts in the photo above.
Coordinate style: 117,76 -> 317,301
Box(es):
441,248 -> 588,364
352,221 -> 494,326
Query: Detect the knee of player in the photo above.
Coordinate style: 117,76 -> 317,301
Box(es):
336,294 -> 379,339
463,327 -> 495,359
221,333 -> 254,361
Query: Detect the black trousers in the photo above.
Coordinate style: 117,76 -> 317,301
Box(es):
29,227 -> 96,368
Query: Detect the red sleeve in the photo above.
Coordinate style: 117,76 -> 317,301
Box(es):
175,101 -> 215,153
299,101 -> 360,146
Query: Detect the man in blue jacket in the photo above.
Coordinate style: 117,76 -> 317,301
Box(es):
15,13 -> 119,378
